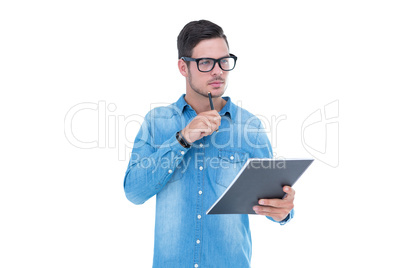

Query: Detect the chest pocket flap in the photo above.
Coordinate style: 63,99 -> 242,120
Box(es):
215,149 -> 249,187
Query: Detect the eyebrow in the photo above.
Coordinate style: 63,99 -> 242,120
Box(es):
195,54 -> 230,59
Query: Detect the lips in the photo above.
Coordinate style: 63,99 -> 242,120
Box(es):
209,80 -> 224,87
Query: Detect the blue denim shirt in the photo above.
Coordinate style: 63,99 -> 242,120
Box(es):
124,95 -> 293,268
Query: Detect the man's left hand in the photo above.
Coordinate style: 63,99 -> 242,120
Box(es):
253,186 -> 295,222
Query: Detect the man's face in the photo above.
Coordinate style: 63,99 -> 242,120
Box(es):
187,38 -> 230,98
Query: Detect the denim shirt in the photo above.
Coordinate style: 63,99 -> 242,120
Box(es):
124,94 -> 293,268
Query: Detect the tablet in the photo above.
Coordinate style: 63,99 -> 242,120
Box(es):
206,158 -> 314,215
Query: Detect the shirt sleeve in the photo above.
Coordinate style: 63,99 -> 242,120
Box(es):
266,210 -> 294,225
251,118 -> 273,159
252,118 -> 294,225
123,113 -> 190,205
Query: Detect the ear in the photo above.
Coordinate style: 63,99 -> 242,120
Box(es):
178,59 -> 189,77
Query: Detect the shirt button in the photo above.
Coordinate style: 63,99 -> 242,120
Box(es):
194,264 -> 199,268
197,215 -> 201,219
168,169 -> 172,174
199,143 -> 203,148
180,151 -> 185,155
199,166 -> 203,171
230,155 -> 234,160
196,239 -> 200,244
198,190 -> 202,195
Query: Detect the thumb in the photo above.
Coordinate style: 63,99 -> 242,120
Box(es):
283,186 -> 290,199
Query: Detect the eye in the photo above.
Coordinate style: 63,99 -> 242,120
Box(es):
199,59 -> 212,65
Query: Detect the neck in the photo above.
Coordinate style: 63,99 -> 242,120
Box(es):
184,88 -> 226,114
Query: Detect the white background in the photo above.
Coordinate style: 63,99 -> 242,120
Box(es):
1,1 -> 401,267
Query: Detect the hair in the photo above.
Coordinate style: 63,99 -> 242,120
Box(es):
177,20 -> 229,59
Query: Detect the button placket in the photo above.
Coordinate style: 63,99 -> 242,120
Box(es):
194,139 -> 205,267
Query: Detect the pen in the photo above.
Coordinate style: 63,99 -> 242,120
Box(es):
208,92 -> 218,132
208,92 -> 215,110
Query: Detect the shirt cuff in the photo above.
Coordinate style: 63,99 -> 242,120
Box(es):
266,209 -> 294,225
170,131 -> 191,154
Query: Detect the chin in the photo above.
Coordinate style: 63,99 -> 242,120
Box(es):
207,89 -> 223,98
209,86 -> 226,97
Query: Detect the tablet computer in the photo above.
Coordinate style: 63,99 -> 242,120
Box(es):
206,158 -> 314,215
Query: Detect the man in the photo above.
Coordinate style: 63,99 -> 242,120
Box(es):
124,20 -> 295,268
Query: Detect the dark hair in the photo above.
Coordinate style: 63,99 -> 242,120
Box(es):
177,20 -> 229,59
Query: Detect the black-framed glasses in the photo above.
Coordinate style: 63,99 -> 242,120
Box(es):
181,53 -> 237,72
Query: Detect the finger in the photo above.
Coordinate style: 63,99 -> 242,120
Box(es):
259,199 -> 294,212
197,115 -> 220,128
204,119 -> 218,131
206,126 -> 216,135
200,111 -> 221,124
213,117 -> 221,128
205,110 -> 220,116
194,117 -> 215,132
192,114 -> 220,135
253,205 -> 285,215
199,110 -> 220,117
205,115 -> 221,124
198,127 -> 218,138
258,199 -> 283,208
253,209 -> 290,222
283,186 -> 295,200
205,123 -> 219,136
210,116 -> 221,132
204,117 -> 219,132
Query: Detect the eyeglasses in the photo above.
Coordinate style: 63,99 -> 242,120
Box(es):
181,54 -> 237,72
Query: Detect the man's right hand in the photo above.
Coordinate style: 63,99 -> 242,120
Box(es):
181,110 -> 221,144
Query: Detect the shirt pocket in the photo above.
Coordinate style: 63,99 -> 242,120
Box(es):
215,149 -> 248,188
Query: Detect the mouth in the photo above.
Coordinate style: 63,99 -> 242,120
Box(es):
208,80 -> 224,88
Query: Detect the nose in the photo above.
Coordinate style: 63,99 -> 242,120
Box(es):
210,62 -> 223,76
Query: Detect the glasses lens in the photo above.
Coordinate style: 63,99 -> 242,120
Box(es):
198,59 -> 214,72
220,57 -> 236,71
196,56 -> 236,72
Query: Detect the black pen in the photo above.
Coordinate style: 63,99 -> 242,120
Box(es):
208,91 -> 215,110
208,92 -> 218,132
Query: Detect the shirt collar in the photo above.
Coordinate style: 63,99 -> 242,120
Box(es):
174,94 -> 233,119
